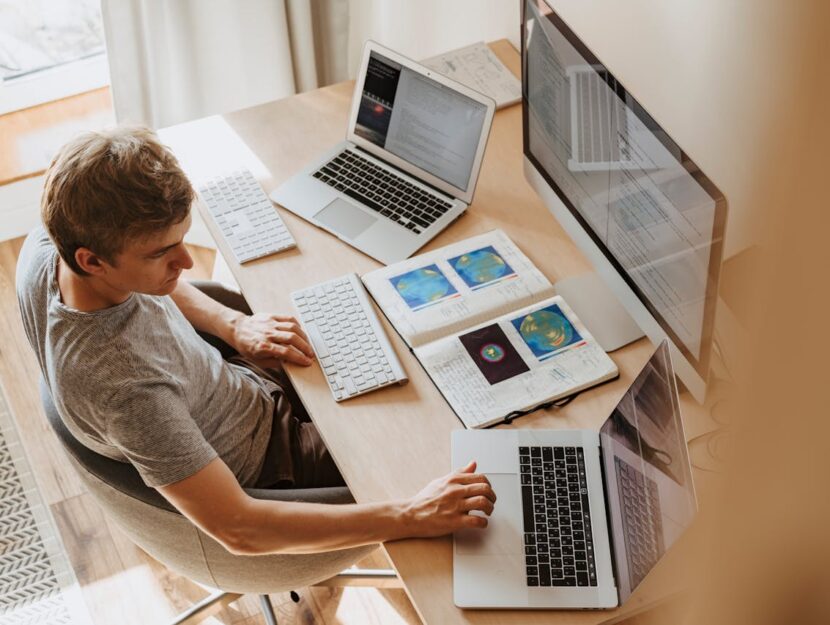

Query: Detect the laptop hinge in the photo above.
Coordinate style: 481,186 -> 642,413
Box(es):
597,443 -> 621,598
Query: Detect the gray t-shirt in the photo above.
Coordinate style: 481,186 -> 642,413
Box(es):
16,228 -> 274,487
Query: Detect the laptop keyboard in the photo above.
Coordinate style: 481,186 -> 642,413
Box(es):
312,149 -> 453,234
614,457 -> 665,589
520,446 -> 598,588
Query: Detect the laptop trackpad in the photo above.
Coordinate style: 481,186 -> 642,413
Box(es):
455,474 -> 522,556
314,198 -> 376,240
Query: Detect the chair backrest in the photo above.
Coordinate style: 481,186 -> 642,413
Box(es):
39,380 -> 374,593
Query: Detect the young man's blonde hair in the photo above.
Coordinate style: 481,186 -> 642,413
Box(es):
41,126 -> 194,276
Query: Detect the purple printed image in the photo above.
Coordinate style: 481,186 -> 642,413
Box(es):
459,323 -> 530,385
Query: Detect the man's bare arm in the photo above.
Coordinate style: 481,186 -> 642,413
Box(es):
158,457 -> 495,555
169,280 -> 313,365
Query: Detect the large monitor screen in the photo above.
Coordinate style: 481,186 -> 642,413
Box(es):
354,50 -> 488,192
599,341 -> 696,601
522,0 -> 727,380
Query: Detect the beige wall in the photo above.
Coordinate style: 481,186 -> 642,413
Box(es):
549,0 -> 807,258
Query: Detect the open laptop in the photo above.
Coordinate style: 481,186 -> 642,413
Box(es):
451,340 -> 697,609
270,41 -> 496,265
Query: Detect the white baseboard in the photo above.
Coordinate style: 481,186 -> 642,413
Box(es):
0,176 -> 45,241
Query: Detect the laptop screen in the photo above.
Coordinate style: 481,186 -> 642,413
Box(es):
598,341 -> 696,602
354,50 -> 488,192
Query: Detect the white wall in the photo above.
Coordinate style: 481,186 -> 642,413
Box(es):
546,0 -> 803,258
347,0 -> 520,73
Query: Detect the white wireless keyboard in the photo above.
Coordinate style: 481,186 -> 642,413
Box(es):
292,274 -> 408,401
198,169 -> 296,263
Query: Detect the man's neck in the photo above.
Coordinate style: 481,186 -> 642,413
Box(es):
57,259 -> 132,312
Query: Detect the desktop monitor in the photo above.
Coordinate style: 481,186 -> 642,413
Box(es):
521,0 -> 727,402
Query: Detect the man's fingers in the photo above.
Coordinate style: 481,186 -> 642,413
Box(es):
462,495 -> 495,516
463,482 -> 497,503
452,471 -> 491,487
458,461 -> 476,474
461,514 -> 488,529
269,330 -> 314,357
263,342 -> 313,365
269,314 -> 299,324
274,320 -> 308,342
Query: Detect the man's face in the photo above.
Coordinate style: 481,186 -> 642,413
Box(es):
102,214 -> 194,296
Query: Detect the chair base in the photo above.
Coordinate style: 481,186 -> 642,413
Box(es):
316,567 -> 402,588
168,589 -> 241,625
168,568 -> 400,625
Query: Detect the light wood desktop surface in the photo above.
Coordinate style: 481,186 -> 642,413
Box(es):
161,40 -> 719,625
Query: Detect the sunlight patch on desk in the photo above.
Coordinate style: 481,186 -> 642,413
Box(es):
158,116 -> 271,186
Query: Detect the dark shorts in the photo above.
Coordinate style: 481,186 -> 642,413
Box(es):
189,281 -> 344,490
231,357 -> 345,489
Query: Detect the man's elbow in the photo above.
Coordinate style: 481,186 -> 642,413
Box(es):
206,509 -> 290,556
210,521 -> 271,556
216,532 -> 261,556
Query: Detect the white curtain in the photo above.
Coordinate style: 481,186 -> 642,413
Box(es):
101,0 -> 334,128
101,0 -> 519,129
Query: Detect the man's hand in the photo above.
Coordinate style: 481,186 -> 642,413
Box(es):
230,312 -> 315,366
400,461 -> 496,537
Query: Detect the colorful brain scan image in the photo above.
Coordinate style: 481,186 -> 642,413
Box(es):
458,324 -> 529,385
511,304 -> 583,360
389,264 -> 459,311
449,246 -> 516,290
480,343 -> 506,363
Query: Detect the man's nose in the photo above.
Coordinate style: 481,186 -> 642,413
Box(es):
172,245 -> 194,270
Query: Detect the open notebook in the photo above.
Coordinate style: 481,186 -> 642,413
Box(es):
363,230 -> 618,428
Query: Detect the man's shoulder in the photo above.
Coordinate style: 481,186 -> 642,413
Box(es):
15,227 -> 55,301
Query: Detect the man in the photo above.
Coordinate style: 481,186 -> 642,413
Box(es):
17,126 -> 495,555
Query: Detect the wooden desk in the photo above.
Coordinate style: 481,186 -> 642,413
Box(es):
161,40 -> 720,625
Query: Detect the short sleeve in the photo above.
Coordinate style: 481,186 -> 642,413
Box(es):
106,379 -> 218,487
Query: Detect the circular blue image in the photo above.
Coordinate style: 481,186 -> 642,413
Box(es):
518,309 -> 573,353
453,249 -> 510,285
394,267 -> 453,308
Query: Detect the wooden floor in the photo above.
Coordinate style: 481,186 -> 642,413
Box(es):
0,88 -> 115,186
0,236 -> 422,625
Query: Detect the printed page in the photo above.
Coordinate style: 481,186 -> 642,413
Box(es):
362,230 -> 554,348
422,41 -> 522,110
414,295 -> 618,428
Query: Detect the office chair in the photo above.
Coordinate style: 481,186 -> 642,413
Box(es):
39,381 -> 401,624
37,281 -> 399,625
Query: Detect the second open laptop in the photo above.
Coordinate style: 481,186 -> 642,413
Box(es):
270,41 -> 496,265
451,340 -> 697,609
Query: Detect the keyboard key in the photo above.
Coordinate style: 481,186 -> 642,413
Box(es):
539,564 -> 551,586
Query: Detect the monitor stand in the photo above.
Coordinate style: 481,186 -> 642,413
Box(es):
554,272 -> 644,352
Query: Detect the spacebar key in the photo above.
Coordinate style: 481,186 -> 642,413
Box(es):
342,188 -> 384,214
305,322 -> 330,358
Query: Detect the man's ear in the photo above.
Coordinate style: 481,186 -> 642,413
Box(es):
74,247 -> 111,276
